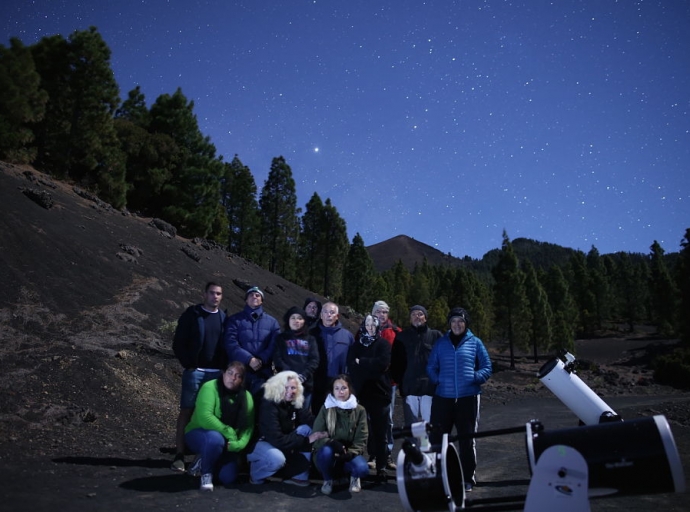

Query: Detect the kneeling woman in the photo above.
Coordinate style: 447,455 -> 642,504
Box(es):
184,361 -> 255,491
312,374 -> 369,495
248,370 -> 328,486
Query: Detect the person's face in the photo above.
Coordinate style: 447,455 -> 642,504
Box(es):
333,379 -> 350,402
222,367 -> 243,391
450,316 -> 467,336
283,379 -> 298,402
203,286 -> 223,311
321,305 -> 339,327
289,314 -> 305,331
410,310 -> 427,328
305,301 -> 318,318
365,316 -> 377,336
374,308 -> 389,325
246,291 -> 262,308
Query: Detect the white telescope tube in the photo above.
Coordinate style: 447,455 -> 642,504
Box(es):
538,356 -> 618,425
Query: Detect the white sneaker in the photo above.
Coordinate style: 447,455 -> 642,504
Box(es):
349,476 -> 361,493
321,479 -> 333,495
200,473 -> 214,491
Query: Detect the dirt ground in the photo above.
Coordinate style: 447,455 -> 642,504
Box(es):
0,163 -> 688,511
1,338 -> 689,512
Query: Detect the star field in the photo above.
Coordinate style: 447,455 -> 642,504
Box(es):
3,0 -> 689,258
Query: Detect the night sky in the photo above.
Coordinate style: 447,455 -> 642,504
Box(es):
3,1 -> 689,259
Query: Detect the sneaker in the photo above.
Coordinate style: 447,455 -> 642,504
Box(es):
386,456 -> 397,471
464,482 -> 473,492
170,454 -> 185,472
367,455 -> 375,469
284,477 -> 309,487
187,457 -> 202,477
349,476 -> 361,493
321,480 -> 333,495
249,476 -> 265,485
200,473 -> 214,492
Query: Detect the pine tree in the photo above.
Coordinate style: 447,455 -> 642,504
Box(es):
543,265 -> 577,353
321,198 -> 348,298
677,229 -> 690,346
523,260 -> 553,362
614,253 -> 649,332
568,251 -> 597,336
258,156 -> 300,277
342,233 -> 376,313
298,193 -> 326,292
149,88 -> 222,237
0,37 -> 48,163
492,231 -> 532,368
586,246 -> 612,331
649,241 -> 679,336
65,28 -> 126,206
220,155 -> 260,259
30,34 -> 72,177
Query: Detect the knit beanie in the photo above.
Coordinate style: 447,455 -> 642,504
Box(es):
283,306 -> 307,329
410,305 -> 428,319
372,300 -> 390,314
447,307 -> 470,326
245,286 -> 264,300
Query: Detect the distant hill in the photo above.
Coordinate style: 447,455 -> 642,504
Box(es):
366,234 -> 467,272
367,235 -> 586,274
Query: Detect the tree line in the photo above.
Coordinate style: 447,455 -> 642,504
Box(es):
2,28 -> 689,370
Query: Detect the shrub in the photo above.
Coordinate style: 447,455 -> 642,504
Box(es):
652,348 -> 690,389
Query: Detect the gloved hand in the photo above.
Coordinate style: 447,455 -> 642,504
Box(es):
295,424 -> 312,437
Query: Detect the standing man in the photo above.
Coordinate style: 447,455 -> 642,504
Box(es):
171,281 -> 227,472
371,300 -> 401,470
224,286 -> 280,397
302,297 -> 322,330
426,307 -> 492,492
390,305 -> 442,426
310,301 -> 354,414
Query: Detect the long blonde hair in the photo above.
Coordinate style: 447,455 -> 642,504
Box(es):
262,370 -> 305,408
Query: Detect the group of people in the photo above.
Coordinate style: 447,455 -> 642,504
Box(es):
170,281 -> 492,495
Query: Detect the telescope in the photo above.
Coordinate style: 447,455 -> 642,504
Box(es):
394,352 -> 686,511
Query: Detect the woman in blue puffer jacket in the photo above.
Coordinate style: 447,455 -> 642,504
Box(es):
426,307 -> 492,492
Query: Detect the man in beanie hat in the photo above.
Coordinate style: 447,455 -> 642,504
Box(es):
224,286 -> 280,397
273,306 -> 320,412
426,307 -> 491,492
390,305 -> 442,426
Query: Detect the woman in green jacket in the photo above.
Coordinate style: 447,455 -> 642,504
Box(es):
312,373 -> 369,495
185,361 -> 254,491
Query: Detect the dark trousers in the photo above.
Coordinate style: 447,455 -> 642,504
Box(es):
429,395 -> 480,485
360,398 -> 391,471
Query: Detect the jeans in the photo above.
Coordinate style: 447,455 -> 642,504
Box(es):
247,440 -> 311,481
403,395 -> 433,426
179,369 -> 221,409
314,444 -> 369,480
184,428 -> 240,484
387,385 -> 396,451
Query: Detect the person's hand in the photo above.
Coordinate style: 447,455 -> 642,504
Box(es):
295,424 -> 312,437
327,440 -> 345,454
308,431 -> 329,444
340,451 -> 354,462
249,357 -> 262,371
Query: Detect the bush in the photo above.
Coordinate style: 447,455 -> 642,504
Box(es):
652,348 -> 690,389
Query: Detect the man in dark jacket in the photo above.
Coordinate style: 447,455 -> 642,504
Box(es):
224,286 -> 280,397
310,301 -> 354,414
171,282 -> 227,472
390,305 -> 442,427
